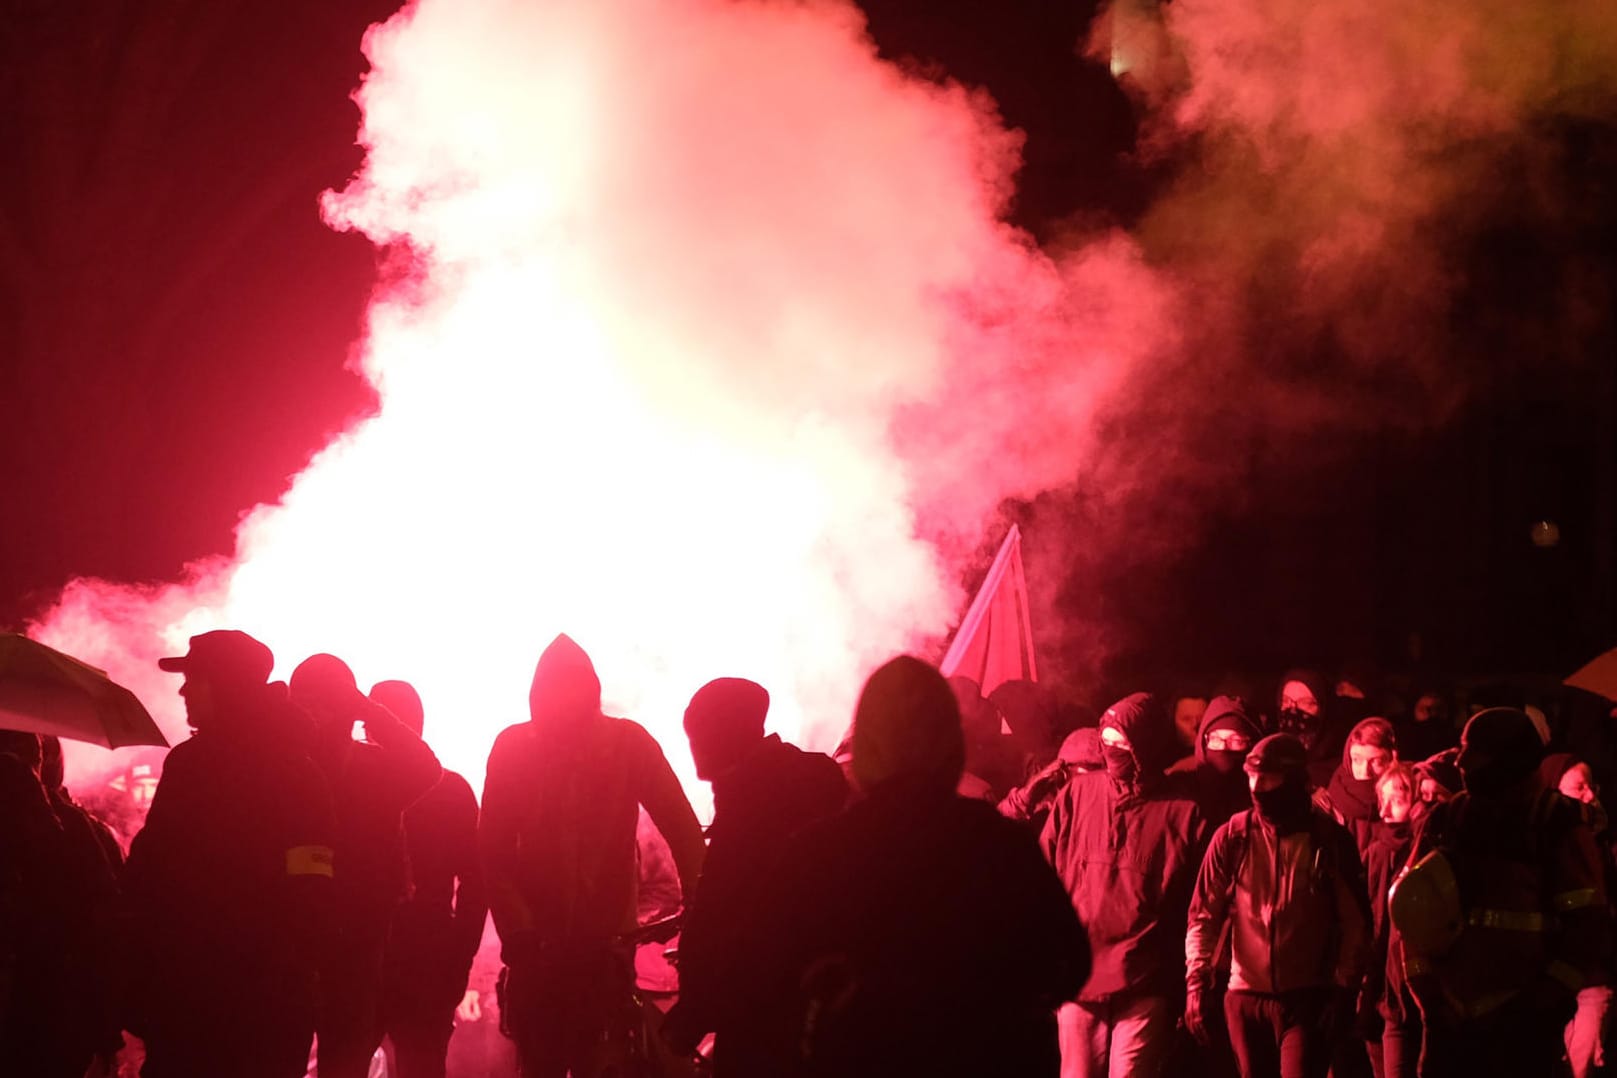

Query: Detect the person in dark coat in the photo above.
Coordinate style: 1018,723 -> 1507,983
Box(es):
367,680 -> 486,1078
1042,692 -> 1209,1078
290,653 -> 443,1078
1314,717 -> 1398,859
0,747 -> 89,1077
480,634 -> 706,1078
124,630 -> 336,1078
1171,695 -> 1264,827
999,727 -> 1103,835
1400,708 -> 1613,1078
750,655 -> 1089,1077
1275,669 -> 1343,788
664,677 -> 849,1074
1184,734 -> 1371,1078
1362,763 -> 1424,1078
0,730 -> 125,1072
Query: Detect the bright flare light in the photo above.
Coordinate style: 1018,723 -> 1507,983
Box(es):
35,0 -> 1086,811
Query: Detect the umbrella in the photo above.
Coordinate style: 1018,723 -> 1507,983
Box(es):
1566,645 -> 1617,703
0,633 -> 168,748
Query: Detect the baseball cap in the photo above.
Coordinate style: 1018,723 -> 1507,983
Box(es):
158,630 -> 274,686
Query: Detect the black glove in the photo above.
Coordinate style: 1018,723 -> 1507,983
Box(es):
1184,988 -> 1215,1045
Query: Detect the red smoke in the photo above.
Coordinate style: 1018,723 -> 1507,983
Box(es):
33,0 -> 1617,798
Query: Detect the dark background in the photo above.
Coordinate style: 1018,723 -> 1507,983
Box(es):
4,1 -> 1613,690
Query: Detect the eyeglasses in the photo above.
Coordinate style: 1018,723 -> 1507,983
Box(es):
1205,731 -> 1252,752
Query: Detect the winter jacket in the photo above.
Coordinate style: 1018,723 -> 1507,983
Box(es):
480,714 -> 705,952
757,787 -> 1089,1077
1186,807 -> 1371,996
677,735 -> 849,1074
1042,694 -> 1208,1002
1364,818 -> 1415,1023
1402,789 -> 1612,1018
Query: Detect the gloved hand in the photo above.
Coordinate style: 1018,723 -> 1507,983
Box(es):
1183,988 -> 1215,1045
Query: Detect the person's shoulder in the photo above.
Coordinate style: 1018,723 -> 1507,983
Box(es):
488,722 -> 536,757
1150,769 -> 1204,806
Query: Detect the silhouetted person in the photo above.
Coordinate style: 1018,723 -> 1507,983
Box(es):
751,655 -> 1089,1077
664,677 -> 849,1074
0,743 -> 90,1076
480,634 -> 705,1078
1397,708 -> 1612,1078
124,630 -> 335,1078
1041,692 -> 1208,1078
368,679 -> 487,1078
0,730 -> 124,1072
290,653 -> 442,1078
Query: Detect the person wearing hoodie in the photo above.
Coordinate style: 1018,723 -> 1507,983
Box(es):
1000,727 -> 1104,834
1314,718 -> 1398,860
1397,708 -> 1612,1078
1275,670 -> 1344,789
1184,733 -> 1371,1078
749,656 -> 1089,1077
479,634 -> 706,1078
664,677 -> 849,1075
1042,693 -> 1209,1078
1172,696 -> 1264,827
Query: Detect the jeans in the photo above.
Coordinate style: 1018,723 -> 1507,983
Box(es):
1058,994 -> 1173,1078
1223,988 -> 1332,1078
1567,985 -> 1613,1078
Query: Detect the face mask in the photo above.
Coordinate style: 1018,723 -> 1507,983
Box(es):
1277,708 -> 1321,748
1103,745 -> 1138,787
1206,750 -> 1246,775
1252,779 -> 1312,832
1457,755 -> 1521,799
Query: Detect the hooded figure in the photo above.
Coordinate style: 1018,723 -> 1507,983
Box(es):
1317,717 -> 1398,859
1183,695 -> 1264,826
748,656 -> 1088,1077
479,634 -> 705,1078
1041,693 -> 1209,1078
1276,669 -> 1344,788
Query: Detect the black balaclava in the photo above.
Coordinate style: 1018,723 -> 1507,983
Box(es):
1457,708 -> 1543,800
1199,695 -> 1262,775
1246,733 -> 1313,834
1098,692 -> 1168,793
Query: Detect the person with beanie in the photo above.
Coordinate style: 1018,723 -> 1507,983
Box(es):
999,727 -> 1104,834
479,634 -> 705,1078
750,656 -> 1088,1077
664,677 -> 848,1074
1042,693 -> 1209,1078
1398,708 -> 1613,1077
1184,734 -> 1371,1078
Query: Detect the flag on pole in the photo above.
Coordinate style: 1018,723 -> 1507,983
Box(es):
940,524 -> 1037,696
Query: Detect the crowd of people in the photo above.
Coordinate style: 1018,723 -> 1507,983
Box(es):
1,628 -> 1615,1078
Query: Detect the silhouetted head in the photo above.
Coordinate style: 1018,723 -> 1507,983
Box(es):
39,735 -> 63,791
290,653 -> 363,736
948,676 -> 1000,745
529,634 -> 602,731
1458,707 -> 1543,800
369,680 -> 425,738
852,656 -> 963,795
158,629 -> 275,730
0,729 -> 43,776
0,753 -> 54,852
1245,733 -> 1314,832
684,678 -> 770,782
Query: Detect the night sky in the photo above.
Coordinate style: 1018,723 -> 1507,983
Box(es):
5,0 -> 1614,694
